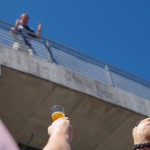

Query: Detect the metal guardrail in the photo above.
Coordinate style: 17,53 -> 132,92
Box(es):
0,20 -> 150,100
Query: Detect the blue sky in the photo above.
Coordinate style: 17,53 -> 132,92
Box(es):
1,0 -> 150,81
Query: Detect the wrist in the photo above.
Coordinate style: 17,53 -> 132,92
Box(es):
50,131 -> 69,142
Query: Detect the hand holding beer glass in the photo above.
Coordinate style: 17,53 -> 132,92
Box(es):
50,105 -> 65,122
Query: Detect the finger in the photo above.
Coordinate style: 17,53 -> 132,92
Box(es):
64,117 -> 69,120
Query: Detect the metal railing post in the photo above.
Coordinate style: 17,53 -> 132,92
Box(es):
44,40 -> 55,63
105,64 -> 114,86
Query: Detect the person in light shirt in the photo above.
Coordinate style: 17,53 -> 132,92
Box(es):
0,119 -> 20,150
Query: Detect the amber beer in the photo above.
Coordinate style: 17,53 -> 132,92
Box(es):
50,105 -> 65,121
52,111 -> 65,121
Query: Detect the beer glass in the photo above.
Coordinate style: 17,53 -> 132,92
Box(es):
50,105 -> 65,121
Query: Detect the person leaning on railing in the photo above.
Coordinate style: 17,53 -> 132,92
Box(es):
11,13 -> 42,55
132,117 -> 150,150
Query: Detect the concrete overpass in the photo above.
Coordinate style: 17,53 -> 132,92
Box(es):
0,45 -> 150,150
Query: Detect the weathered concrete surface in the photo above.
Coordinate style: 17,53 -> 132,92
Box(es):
0,45 -> 149,150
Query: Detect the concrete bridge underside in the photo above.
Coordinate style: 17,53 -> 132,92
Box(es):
0,46 -> 148,150
0,66 -> 145,150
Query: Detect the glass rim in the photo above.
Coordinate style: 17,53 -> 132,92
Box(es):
50,105 -> 64,115
50,105 -> 64,109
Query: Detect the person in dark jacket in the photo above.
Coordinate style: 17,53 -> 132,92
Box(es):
12,13 -> 42,55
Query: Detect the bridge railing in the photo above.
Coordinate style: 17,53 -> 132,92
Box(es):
0,20 -> 150,100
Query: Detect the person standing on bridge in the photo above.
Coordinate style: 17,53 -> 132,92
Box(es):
11,13 -> 42,55
132,117 -> 150,150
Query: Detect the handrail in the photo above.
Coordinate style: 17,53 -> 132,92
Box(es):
43,37 -> 150,87
0,19 -> 150,100
109,65 -> 150,87
43,38 -> 106,67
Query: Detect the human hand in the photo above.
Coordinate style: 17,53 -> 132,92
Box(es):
48,117 -> 73,142
38,23 -> 42,32
132,118 -> 150,144
15,19 -> 22,27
